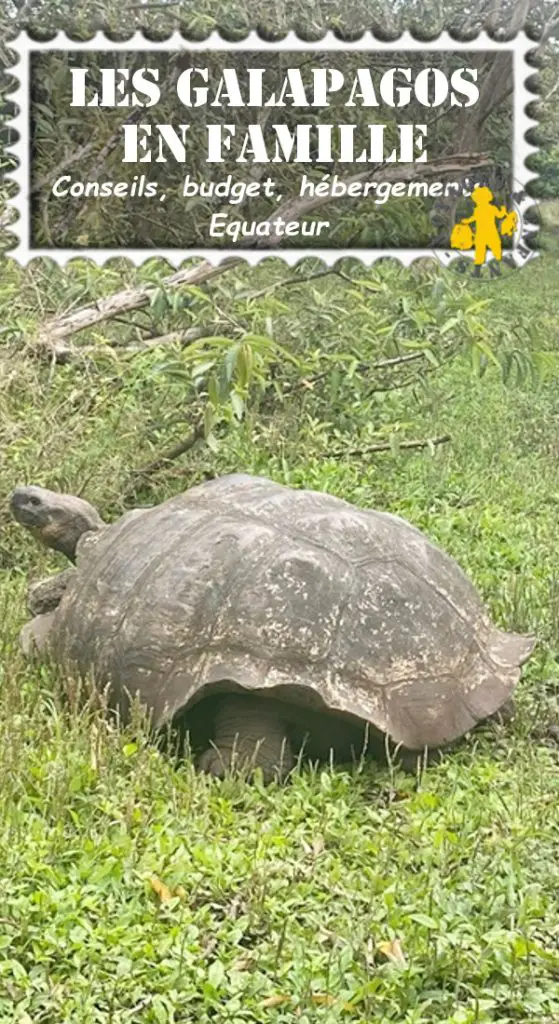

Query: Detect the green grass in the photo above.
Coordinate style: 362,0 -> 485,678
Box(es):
1,252 -> 559,1022
540,200 -> 559,232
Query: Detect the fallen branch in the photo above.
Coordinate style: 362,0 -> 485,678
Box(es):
31,142 -> 107,194
329,435 -> 451,458
123,326 -> 214,355
34,151 -> 490,356
131,422 -> 205,478
56,108 -> 147,237
239,268 -> 338,300
35,258 -> 243,355
38,325 -> 215,363
371,351 -> 426,370
281,348 -> 443,397
257,155 -> 492,247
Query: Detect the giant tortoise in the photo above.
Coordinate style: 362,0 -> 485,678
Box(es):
9,474 -> 534,780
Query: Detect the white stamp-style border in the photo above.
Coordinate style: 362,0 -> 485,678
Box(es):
5,30 -> 539,268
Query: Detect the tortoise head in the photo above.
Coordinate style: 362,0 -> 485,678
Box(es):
9,485 -> 104,562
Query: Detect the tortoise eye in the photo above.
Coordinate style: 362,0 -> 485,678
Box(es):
27,496 -> 41,507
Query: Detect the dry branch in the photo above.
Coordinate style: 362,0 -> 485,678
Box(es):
41,325 -> 215,364
329,435 -> 451,458
31,143 -> 107,195
131,421 -> 205,478
371,351 -> 426,370
240,269 -> 337,300
281,347 -> 450,400
130,427 -> 450,486
257,154 -> 492,247
35,258 -> 243,356
34,152 -> 490,359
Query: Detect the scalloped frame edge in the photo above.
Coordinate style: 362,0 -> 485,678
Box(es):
5,29 -> 540,268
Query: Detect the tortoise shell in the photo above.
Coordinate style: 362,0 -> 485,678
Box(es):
49,474 -> 534,750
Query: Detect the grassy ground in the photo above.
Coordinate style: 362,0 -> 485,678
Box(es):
541,200 -> 559,233
1,248 -> 559,1023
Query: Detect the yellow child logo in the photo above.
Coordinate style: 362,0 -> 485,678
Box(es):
450,186 -> 518,277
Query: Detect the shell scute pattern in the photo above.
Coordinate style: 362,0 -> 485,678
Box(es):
48,475 -> 533,747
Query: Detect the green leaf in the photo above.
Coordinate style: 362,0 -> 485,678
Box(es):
422,348 -> 440,367
149,288 -> 169,320
439,317 -> 460,336
184,285 -> 213,304
204,405 -> 215,436
224,344 -> 240,383
236,344 -> 253,388
208,375 -> 220,407
205,432 -> 219,453
409,913 -> 438,928
192,359 -> 216,380
231,392 -> 245,421
473,339 -> 500,366
207,960 -> 226,988
471,345 -> 482,376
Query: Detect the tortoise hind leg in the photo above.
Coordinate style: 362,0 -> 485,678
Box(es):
197,694 -> 295,784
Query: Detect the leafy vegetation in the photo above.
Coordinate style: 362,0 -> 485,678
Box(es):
2,0 -> 558,249
1,242 -> 559,1022
0,2 -> 558,1020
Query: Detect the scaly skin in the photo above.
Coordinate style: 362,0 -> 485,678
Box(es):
197,694 -> 295,783
9,485 -> 104,562
27,568 -> 77,616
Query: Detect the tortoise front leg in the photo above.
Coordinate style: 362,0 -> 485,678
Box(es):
197,694 -> 295,784
27,568 -> 76,616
